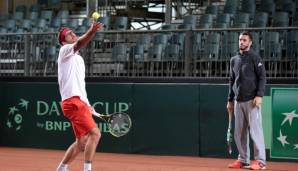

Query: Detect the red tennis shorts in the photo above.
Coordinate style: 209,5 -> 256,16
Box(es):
61,96 -> 97,139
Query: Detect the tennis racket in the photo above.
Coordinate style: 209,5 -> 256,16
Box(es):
93,111 -> 132,137
227,111 -> 233,154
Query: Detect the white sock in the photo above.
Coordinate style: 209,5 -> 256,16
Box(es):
57,163 -> 68,171
84,162 -> 92,171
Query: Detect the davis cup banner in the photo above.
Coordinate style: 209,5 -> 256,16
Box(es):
271,88 -> 298,159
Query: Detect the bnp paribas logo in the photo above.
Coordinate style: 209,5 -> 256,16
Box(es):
276,110 -> 298,149
6,98 -> 29,131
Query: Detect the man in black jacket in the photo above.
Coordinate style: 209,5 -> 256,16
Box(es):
227,31 -> 266,170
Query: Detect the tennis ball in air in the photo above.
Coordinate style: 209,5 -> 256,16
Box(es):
92,12 -> 100,20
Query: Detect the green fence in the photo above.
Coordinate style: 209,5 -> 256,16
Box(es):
0,81 -> 297,160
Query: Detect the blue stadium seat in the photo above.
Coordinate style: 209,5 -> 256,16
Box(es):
205,5 -> 219,16
240,0 -> 256,19
99,16 -> 110,31
232,13 -> 250,28
112,44 -> 128,61
273,12 -> 289,27
260,0 -> 275,19
21,19 -> 32,32
263,31 -> 282,77
216,14 -> 231,27
221,32 -> 238,60
198,14 -> 213,28
137,34 -> 151,52
113,16 -> 128,30
251,12 -> 268,27
148,44 -> 163,61
164,44 -> 180,61
130,45 -> 144,62
5,19 -> 16,32
223,0 -> 238,16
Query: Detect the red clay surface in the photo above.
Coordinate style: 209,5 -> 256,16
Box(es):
0,147 -> 297,171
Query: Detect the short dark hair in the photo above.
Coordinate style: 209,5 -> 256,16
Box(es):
240,31 -> 252,41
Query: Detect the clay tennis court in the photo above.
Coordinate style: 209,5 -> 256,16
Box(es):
0,147 -> 297,171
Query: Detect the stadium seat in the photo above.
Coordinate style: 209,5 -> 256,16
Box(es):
183,15 -> 197,25
148,44 -> 163,61
130,44 -> 144,62
44,45 -> 57,75
51,17 -> 62,30
16,5 -> 27,17
153,34 -> 168,46
5,19 -> 16,32
273,12 -> 289,27
221,32 -> 238,60
36,19 -> 47,31
251,12 -> 268,27
216,14 -> 231,27
137,34 -> 151,52
164,44 -> 181,76
203,33 -> 220,60
13,11 -> 25,21
21,19 -> 32,32
99,16 -> 110,31
205,5 -> 219,16
193,32 -> 202,58
130,44 -> 145,76
285,31 -> 298,76
260,0 -> 275,19
233,13 -> 250,28
182,15 -> 196,29
112,44 -> 128,61
263,32 -> 282,77
0,28 -> 7,43
164,44 -> 180,61
286,31 -> 298,59
13,28 -> 24,43
67,19 -> 79,30
221,32 -> 238,76
148,44 -> 164,76
199,14 -> 213,27
57,10 -> 69,25
113,16 -> 128,30
251,32 -> 260,53
29,11 -> 39,21
240,0 -> 256,19
223,0 -> 238,16
41,10 -> 53,25
281,1 -> 296,17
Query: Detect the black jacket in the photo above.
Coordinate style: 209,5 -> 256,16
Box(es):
228,49 -> 266,102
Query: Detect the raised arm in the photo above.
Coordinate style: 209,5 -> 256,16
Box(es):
74,21 -> 103,52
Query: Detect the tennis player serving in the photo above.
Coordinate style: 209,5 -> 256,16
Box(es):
56,21 -> 103,171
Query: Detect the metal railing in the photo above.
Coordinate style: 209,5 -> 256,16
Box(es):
1,27 -> 298,78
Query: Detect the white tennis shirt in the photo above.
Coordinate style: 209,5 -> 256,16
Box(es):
58,43 -> 90,106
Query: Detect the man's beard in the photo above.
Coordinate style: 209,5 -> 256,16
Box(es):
239,45 -> 249,51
